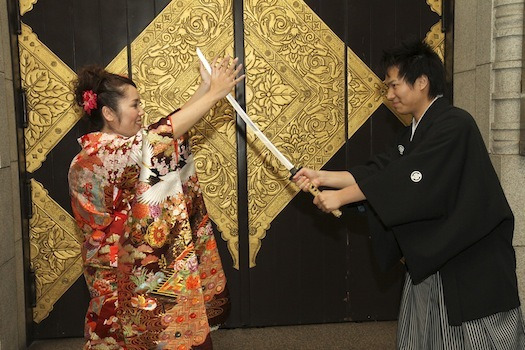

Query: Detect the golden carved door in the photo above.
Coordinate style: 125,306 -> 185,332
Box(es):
16,0 -> 448,339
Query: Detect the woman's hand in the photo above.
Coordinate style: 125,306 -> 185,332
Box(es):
198,62 -> 211,90
170,55 -> 244,139
208,56 -> 245,100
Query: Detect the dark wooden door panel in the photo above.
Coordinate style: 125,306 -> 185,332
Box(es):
20,0 -> 448,338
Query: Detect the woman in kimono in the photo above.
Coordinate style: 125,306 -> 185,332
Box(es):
293,40 -> 525,349
68,57 -> 244,349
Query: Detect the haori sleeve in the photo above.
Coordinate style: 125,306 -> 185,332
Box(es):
355,116 -> 467,228
350,127 -> 410,182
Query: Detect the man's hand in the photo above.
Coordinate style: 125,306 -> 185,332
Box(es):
292,167 -> 321,191
313,190 -> 342,213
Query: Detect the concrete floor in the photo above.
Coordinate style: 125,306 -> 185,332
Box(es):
27,321 -> 398,349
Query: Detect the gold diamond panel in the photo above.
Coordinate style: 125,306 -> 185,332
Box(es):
19,23 -> 79,173
244,0 -> 347,266
427,0 -> 442,15
30,179 -> 83,323
426,21 -> 445,63
347,49 -> 392,136
20,0 -> 38,16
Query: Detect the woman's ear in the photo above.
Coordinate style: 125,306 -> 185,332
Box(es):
101,105 -> 116,123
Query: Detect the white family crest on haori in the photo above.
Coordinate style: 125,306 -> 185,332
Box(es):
130,130 -> 182,206
410,170 -> 423,183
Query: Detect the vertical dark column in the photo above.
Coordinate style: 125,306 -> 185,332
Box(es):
343,0 -> 352,319
232,0 -> 250,327
125,0 -> 133,79
443,0 -> 454,103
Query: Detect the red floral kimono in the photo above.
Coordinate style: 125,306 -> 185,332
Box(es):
68,113 -> 229,350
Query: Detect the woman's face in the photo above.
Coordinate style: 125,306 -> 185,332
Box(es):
103,85 -> 144,137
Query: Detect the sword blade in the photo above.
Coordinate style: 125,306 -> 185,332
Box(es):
196,48 -> 295,171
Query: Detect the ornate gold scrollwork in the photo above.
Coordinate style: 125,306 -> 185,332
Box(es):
29,179 -> 83,323
244,0 -> 346,266
425,0 -> 444,63
19,0 -> 38,16
19,23 -> 79,173
427,0 -> 442,16
425,21 -> 445,63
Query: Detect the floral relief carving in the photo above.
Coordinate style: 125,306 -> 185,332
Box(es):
30,179 -> 83,323
19,23 -> 79,173
244,0 -> 346,265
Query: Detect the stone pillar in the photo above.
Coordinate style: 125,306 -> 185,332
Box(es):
0,0 -> 26,349
492,0 -> 525,312
455,0 -> 525,315
492,0 -> 523,155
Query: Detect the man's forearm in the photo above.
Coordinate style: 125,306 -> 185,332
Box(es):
338,183 -> 366,205
320,170 -> 356,189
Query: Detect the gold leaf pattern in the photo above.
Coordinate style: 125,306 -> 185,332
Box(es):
19,0 -> 38,16
427,0 -> 442,16
347,49 -> 396,134
19,23 -> 79,173
425,21 -> 445,63
30,179 -> 83,323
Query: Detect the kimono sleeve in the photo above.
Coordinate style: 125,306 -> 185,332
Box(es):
68,156 -> 113,233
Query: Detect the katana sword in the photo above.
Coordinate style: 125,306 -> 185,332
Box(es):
196,48 -> 342,218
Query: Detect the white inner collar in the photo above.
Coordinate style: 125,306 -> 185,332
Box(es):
410,95 -> 442,141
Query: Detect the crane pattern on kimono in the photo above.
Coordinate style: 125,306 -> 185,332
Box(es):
131,131 -> 183,206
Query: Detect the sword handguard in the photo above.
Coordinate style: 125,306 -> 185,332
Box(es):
290,166 -> 342,218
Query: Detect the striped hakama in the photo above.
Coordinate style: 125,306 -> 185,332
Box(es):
397,272 -> 525,350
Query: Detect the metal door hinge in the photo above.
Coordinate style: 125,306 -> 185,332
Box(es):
19,89 -> 28,129
14,0 -> 22,35
24,179 -> 32,219
29,268 -> 37,308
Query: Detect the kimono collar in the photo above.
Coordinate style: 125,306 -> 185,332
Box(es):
410,95 -> 443,141
78,130 -> 141,156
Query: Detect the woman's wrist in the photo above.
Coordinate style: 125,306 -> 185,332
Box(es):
197,80 -> 211,95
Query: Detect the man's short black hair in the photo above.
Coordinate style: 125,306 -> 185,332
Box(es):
381,39 -> 445,98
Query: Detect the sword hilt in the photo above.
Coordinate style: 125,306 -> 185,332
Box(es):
290,167 -> 342,218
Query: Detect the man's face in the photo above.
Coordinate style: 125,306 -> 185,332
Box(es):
384,66 -> 426,117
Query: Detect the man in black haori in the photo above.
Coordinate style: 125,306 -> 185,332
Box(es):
294,39 -> 525,349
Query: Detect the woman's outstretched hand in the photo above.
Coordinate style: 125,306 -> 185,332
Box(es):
198,62 -> 211,88
208,56 -> 245,100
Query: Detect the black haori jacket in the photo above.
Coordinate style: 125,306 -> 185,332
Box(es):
350,98 -> 520,326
